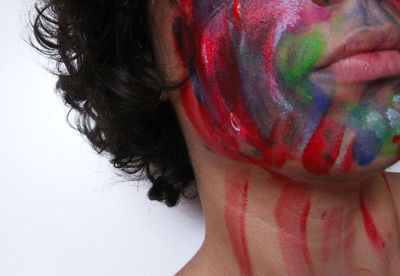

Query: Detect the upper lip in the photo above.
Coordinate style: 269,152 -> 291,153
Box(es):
314,26 -> 400,70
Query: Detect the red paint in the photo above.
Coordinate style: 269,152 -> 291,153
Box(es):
264,26 -> 285,108
261,115 -> 295,168
181,82 -> 217,148
174,0 -> 305,172
233,0 -> 241,20
300,201 -> 314,274
321,207 -> 344,262
393,135 -> 400,144
299,4 -> 335,26
224,174 -> 253,276
341,136 -> 356,172
274,174 -> 313,276
303,116 -> 345,174
359,186 -> 387,258
381,171 -> 392,195
391,0 -> 400,10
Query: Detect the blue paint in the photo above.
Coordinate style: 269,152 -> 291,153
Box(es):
353,130 -> 381,166
301,83 -> 331,147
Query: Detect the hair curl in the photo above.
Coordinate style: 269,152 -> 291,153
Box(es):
31,0 -> 196,206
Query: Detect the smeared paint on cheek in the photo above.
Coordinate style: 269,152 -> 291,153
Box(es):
302,114 -> 345,174
224,173 -> 253,276
233,0 -> 241,20
390,0 -> 400,10
175,0 -> 332,171
347,104 -> 400,165
340,135 -> 356,172
277,29 -> 326,100
273,174 -> 314,276
299,3 -> 336,26
174,0 -> 400,175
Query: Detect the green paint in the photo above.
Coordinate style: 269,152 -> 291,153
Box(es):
348,105 -> 398,156
240,33 -> 248,60
387,108 -> 400,131
390,93 -> 400,105
295,79 -> 313,102
277,29 -> 326,101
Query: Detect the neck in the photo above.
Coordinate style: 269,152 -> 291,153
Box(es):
178,146 -> 400,276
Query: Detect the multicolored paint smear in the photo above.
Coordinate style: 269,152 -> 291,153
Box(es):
173,0 -> 400,175
173,1 -> 400,274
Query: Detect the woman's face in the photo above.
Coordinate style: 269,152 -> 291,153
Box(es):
172,0 -> 400,178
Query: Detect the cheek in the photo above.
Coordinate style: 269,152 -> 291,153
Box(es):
174,0 -> 400,174
298,2 -> 338,26
173,0 -> 312,168
390,0 -> 400,10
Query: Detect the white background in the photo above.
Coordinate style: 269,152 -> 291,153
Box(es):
2,1 -> 400,276
0,0 -> 204,275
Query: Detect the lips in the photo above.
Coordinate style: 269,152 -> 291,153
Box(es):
325,50 -> 400,83
314,27 -> 400,83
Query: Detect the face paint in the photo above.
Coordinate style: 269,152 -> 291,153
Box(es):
390,0 -> 400,11
173,1 -> 400,176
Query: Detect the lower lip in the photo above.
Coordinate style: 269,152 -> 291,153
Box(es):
323,50 -> 400,83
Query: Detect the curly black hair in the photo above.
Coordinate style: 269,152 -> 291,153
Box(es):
31,0 -> 196,207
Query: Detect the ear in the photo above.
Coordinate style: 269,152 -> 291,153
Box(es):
149,0 -> 189,88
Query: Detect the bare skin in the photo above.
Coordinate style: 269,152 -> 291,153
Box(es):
150,0 -> 400,274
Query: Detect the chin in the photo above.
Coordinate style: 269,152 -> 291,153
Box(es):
267,155 -> 400,184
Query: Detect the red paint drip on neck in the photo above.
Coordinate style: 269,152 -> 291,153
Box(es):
274,174 -> 314,276
359,187 -> 386,256
224,175 -> 253,276
381,171 -> 392,195
321,207 -> 344,263
300,201 -> 314,274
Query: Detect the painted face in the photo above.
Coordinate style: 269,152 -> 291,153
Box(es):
173,0 -> 400,177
